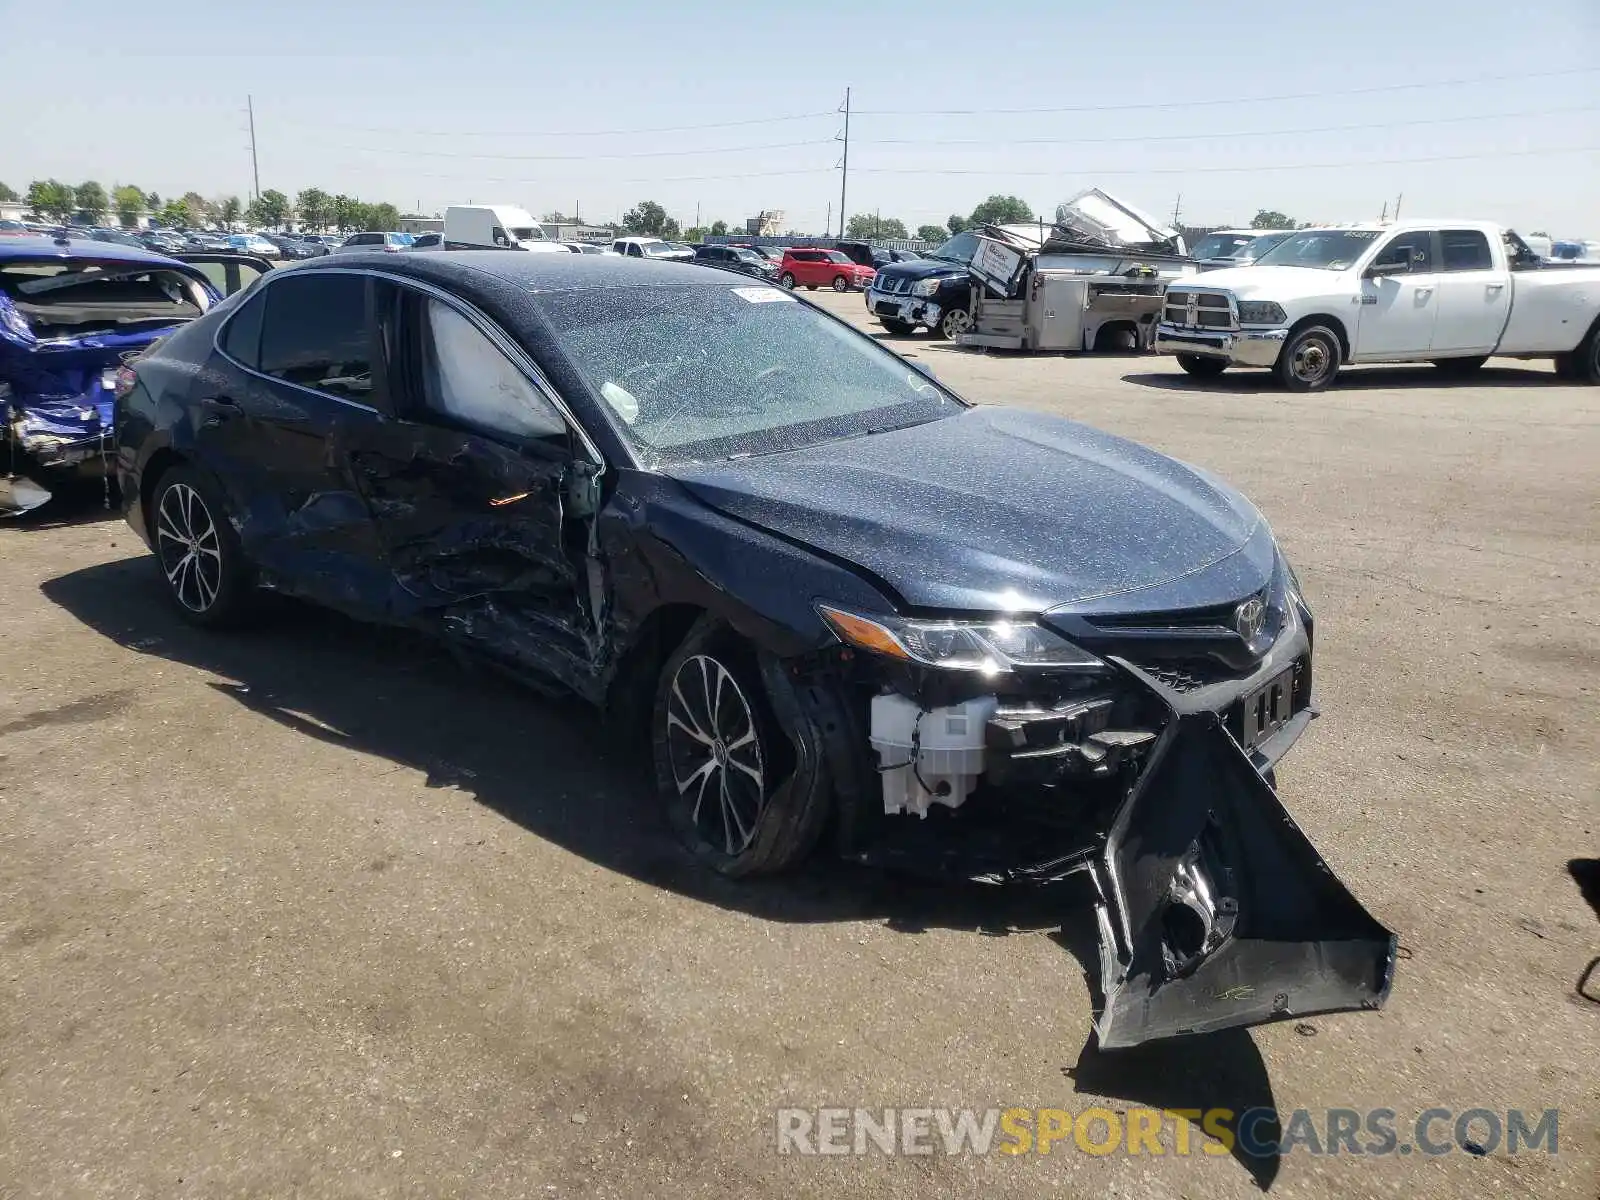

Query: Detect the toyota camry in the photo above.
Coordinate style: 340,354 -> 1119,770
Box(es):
114,252 -> 1395,1049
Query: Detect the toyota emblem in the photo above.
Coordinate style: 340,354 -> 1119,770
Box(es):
1234,597 -> 1266,643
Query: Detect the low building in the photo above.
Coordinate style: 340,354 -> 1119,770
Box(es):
745,210 -> 784,237
541,220 -> 613,243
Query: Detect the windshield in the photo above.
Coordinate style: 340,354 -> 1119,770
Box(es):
1191,233 -> 1255,260
638,240 -> 675,257
1254,229 -> 1382,270
536,283 -> 962,462
732,249 -> 764,264
823,250 -> 851,264
509,225 -> 545,241
928,232 -> 977,264
1240,232 -> 1289,259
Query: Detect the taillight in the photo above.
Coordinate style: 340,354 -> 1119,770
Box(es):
113,366 -> 139,399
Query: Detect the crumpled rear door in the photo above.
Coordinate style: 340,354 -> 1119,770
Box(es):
1094,711 -> 1396,1049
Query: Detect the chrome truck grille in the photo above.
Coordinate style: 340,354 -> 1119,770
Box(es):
1163,289 -> 1234,330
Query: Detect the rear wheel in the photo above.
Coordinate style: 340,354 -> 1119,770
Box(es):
1275,324 -> 1342,392
150,465 -> 251,626
831,275 -> 850,292
1571,327 -> 1600,384
934,305 -> 972,341
778,272 -> 795,289
880,318 -> 916,336
1177,353 -> 1228,379
652,620 -> 827,877
1430,356 -> 1489,376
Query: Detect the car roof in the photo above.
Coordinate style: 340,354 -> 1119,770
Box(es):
0,235 -> 191,268
276,249 -> 738,298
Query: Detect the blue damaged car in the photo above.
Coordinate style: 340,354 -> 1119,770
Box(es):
0,236 -> 224,514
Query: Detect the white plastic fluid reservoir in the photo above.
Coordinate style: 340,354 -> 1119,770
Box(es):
869,693 -> 999,818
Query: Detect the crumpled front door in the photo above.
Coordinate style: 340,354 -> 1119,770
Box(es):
1094,711 -> 1396,1049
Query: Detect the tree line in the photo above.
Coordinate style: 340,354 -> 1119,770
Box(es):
4,179 -> 403,232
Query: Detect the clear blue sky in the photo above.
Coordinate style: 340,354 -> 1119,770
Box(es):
3,0 -> 1596,234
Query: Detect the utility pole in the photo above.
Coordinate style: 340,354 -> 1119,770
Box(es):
1171,193 -> 1182,228
838,87 -> 850,239
1394,192 -> 1403,220
825,201 -> 831,239
246,95 -> 261,201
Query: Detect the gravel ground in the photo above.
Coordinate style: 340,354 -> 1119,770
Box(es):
2,287 -> 1596,1198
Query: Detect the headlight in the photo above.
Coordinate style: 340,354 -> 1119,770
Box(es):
1236,301 -> 1287,325
818,604 -> 1105,673
913,278 -> 941,297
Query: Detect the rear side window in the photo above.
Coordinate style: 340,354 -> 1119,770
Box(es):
1440,230 -> 1493,272
257,273 -> 378,407
221,291 -> 264,366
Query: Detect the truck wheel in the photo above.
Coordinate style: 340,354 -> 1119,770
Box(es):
1430,356 -> 1489,376
1177,354 -> 1228,379
778,272 -> 795,289
652,619 -> 828,877
934,307 -> 972,340
879,318 -> 916,336
832,275 -> 850,292
1573,328 -> 1600,384
1275,324 -> 1342,391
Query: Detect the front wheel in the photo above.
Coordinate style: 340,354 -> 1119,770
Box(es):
652,621 -> 827,877
1176,353 -> 1228,379
1569,327 -> 1600,384
150,465 -> 252,626
1275,324 -> 1342,392
933,305 -> 972,341
831,275 -> 850,292
778,272 -> 795,289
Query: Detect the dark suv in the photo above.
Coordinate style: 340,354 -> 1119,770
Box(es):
863,230 -> 987,339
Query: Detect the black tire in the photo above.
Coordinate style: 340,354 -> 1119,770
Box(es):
778,272 -> 795,289
1430,356 -> 1489,376
1274,324 -> 1342,392
149,464 -> 252,627
1177,353 -> 1228,378
1571,327 -> 1600,384
805,285 -> 817,291
1553,353 -> 1578,380
933,305 -> 972,341
831,275 -> 850,293
879,318 -> 916,336
651,619 -> 828,877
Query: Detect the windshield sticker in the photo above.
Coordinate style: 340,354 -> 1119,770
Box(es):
730,286 -> 795,304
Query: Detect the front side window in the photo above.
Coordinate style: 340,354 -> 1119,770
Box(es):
256,273 -> 376,405
1440,229 -> 1492,271
421,298 -> 565,442
1372,231 -> 1435,272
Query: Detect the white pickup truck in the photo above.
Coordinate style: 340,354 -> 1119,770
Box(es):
1154,221 -> 1600,389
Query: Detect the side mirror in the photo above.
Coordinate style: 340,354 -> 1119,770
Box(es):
1364,259 -> 1409,279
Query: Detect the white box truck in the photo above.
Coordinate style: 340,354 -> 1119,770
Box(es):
441,205 -> 568,253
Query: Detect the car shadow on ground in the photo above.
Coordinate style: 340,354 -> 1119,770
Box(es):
42,555 -> 1283,1188
1123,364 -> 1562,393
0,477 -> 122,529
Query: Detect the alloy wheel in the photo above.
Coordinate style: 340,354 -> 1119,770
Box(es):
832,275 -> 849,292
156,482 -> 223,612
941,308 -> 972,339
665,654 -> 767,857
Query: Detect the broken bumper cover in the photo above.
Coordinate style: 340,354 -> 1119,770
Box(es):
1154,323 -> 1287,368
865,287 -> 942,328
1093,711 -> 1396,1049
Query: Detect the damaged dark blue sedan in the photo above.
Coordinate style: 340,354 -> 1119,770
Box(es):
114,252 -> 1396,1049
1,236 -> 223,514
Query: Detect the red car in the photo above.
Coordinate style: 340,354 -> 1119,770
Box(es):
778,248 -> 875,293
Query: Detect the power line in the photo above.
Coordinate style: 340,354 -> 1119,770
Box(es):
850,66 -> 1598,117
854,143 -> 1599,177
856,105 -> 1600,147
395,165 -> 837,186
277,110 -> 834,139
329,137 -> 835,162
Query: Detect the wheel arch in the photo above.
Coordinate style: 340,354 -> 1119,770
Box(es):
1286,313 -> 1350,359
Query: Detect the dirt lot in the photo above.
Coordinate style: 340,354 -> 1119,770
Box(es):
2,288 -> 1597,1199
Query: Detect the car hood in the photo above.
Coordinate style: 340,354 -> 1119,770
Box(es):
664,406 -> 1270,614
1180,264 -> 1345,300
872,257 -> 967,282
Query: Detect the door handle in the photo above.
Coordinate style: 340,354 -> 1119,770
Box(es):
1486,282 -> 1505,292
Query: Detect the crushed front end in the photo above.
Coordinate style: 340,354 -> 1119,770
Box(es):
796,562 -> 1396,1049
